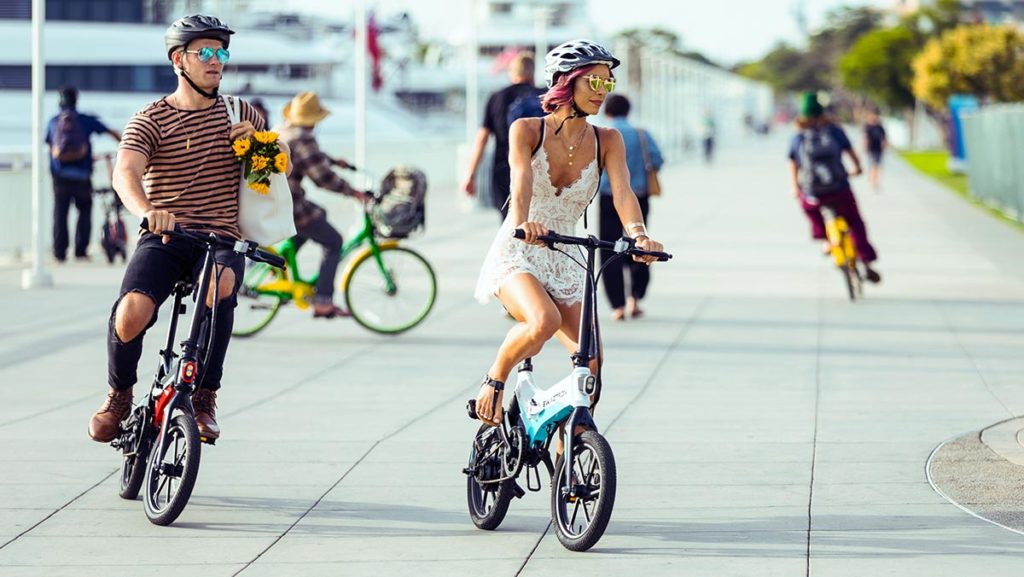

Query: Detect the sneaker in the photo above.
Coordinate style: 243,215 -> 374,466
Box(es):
864,266 -> 882,284
88,387 -> 133,442
192,388 -> 220,440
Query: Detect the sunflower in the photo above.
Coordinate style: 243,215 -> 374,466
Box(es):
274,152 -> 288,173
249,180 -> 271,195
253,131 -> 278,144
232,138 -> 251,157
251,154 -> 269,172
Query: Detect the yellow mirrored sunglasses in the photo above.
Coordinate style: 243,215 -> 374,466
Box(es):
583,75 -> 616,93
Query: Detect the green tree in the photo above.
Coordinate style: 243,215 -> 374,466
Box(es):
737,6 -> 881,94
912,24 -> 1024,110
840,25 -> 918,110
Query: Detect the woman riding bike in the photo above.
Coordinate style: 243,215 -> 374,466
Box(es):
473,40 -> 665,434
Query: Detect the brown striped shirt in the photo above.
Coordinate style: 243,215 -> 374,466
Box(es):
120,96 -> 265,239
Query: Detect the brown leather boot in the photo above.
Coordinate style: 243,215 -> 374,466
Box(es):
88,387 -> 133,442
192,388 -> 220,440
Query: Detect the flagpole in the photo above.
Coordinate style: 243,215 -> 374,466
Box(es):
354,0 -> 367,175
24,0 -> 52,289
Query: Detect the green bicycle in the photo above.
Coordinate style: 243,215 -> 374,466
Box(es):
233,193 -> 437,337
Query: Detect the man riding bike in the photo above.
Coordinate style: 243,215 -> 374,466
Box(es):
89,14 -> 289,443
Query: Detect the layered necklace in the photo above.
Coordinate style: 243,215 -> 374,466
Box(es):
558,119 -> 588,167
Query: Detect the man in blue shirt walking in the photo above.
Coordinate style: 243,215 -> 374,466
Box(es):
45,85 -> 121,262
598,94 -> 663,320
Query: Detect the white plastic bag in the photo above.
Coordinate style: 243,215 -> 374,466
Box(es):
224,95 -> 295,245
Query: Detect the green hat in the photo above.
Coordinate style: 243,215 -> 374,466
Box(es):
799,91 -> 824,118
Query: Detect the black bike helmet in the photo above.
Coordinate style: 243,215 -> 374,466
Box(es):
165,14 -> 234,61
544,39 -> 620,88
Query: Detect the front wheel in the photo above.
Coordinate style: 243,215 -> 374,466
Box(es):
117,405 -> 151,500
343,245 -> 437,335
467,425 -> 514,530
551,431 -> 617,551
233,262 -> 286,338
143,414 -> 201,526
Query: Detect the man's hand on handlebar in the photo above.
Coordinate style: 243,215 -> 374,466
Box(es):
142,209 -> 175,244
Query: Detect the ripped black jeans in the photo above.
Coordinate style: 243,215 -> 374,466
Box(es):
107,232 -> 244,392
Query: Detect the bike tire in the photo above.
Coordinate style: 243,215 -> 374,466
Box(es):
233,262 -> 285,338
117,407 -> 151,500
551,430 -> 617,552
343,245 -> 437,335
143,414 -> 201,526
466,424 -> 514,531
842,262 -> 856,301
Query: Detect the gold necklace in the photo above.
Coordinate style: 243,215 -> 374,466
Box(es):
169,96 -> 198,150
559,122 -> 588,167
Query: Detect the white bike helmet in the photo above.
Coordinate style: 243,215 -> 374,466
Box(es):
544,39 -> 620,88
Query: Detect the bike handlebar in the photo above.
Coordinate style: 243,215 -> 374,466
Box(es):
140,218 -> 286,269
512,228 -> 672,262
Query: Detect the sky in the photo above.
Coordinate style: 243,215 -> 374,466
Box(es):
266,0 -> 894,66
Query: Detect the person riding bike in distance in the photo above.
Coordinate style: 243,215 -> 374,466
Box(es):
89,14 -> 289,443
789,91 -> 881,284
277,91 -> 369,319
472,40 -> 664,436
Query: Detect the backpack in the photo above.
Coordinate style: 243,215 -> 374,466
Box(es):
373,166 -> 427,238
51,110 -> 89,163
797,127 -> 847,197
506,88 -> 546,127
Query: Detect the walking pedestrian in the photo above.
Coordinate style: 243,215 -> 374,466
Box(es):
46,85 -> 121,262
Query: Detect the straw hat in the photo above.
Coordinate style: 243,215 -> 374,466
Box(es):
282,91 -> 330,127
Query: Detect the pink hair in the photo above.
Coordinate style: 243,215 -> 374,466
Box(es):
541,65 -> 597,113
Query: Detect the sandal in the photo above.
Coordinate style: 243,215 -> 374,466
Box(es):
467,375 -> 504,426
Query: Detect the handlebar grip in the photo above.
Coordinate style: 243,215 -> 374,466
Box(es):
254,250 -> 286,269
512,228 -> 526,240
648,251 -> 672,262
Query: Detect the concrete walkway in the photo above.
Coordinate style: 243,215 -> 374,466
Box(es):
1,131 -> 1023,576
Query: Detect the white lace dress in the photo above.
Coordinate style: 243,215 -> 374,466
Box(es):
474,127 -> 599,306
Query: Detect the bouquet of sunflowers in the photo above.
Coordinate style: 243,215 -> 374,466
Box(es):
232,131 -> 288,195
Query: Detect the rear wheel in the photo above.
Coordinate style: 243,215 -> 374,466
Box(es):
143,414 -> 201,526
233,262 -> 286,337
343,246 -> 436,334
467,425 -> 514,530
551,431 -> 617,551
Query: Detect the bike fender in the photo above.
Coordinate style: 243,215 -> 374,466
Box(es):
339,240 -> 401,280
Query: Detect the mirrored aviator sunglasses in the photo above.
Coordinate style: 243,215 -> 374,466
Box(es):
585,75 -> 616,93
187,47 -> 230,64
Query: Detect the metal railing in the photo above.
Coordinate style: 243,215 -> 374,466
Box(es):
962,104 -> 1024,222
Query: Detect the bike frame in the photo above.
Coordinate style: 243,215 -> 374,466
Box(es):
247,209 -> 402,303
148,240 -> 219,456
508,236 -> 605,494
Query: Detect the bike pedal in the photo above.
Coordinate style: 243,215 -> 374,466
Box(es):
466,400 -> 478,420
461,466 -> 475,476
512,481 -> 526,499
200,436 -> 216,446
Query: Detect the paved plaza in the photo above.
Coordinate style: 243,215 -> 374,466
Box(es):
1,133 -> 1023,576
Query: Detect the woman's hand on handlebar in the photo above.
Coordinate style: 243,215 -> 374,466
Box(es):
515,222 -> 548,246
142,209 -> 175,244
633,235 -> 664,265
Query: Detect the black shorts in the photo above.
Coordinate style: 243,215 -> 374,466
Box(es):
118,231 -> 245,311
868,149 -> 884,166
